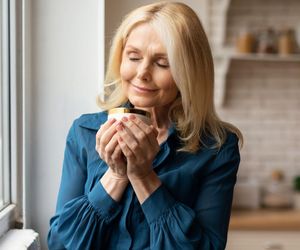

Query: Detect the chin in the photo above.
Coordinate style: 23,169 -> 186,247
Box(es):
128,98 -> 154,108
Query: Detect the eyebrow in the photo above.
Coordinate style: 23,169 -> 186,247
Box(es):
124,45 -> 168,57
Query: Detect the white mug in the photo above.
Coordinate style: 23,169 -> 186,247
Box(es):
108,107 -> 151,125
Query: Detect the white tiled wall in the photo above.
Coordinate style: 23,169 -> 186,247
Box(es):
218,60 -> 300,179
208,0 -> 300,180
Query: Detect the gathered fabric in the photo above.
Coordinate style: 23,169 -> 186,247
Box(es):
48,111 -> 240,250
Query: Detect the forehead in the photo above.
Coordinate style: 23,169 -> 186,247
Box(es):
124,23 -> 166,53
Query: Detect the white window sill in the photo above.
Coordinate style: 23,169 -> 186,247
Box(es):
0,204 -> 16,238
0,204 -> 39,249
0,229 -> 40,250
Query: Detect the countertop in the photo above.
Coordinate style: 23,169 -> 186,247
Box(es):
229,209 -> 300,230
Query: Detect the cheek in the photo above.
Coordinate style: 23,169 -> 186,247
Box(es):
158,73 -> 177,91
168,85 -> 179,100
120,61 -> 134,81
120,61 -> 131,97
163,75 -> 178,99
160,80 -> 178,102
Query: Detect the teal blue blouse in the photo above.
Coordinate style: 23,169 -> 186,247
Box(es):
47,111 -> 240,250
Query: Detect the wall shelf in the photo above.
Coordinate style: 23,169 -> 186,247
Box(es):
213,48 -> 300,107
222,50 -> 300,62
209,0 -> 300,107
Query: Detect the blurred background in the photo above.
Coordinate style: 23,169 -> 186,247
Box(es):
0,0 -> 300,249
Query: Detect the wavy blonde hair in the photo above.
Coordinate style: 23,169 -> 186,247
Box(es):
98,1 -> 243,152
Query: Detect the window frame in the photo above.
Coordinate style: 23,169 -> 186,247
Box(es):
0,0 -> 24,237
0,0 -> 11,212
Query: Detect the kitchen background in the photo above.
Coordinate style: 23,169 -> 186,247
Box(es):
106,0 -> 300,200
107,0 -> 300,249
213,0 -> 300,183
2,0 -> 298,249
206,0 -> 300,249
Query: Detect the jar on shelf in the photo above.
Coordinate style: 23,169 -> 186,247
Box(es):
256,28 -> 278,54
261,170 -> 293,209
278,28 -> 296,55
293,176 -> 300,210
236,28 -> 255,54
296,25 -> 300,53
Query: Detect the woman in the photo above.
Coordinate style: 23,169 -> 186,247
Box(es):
48,2 -> 242,250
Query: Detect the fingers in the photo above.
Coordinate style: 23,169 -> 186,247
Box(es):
112,145 -> 127,175
104,133 -> 119,157
109,145 -> 127,176
96,118 -> 114,145
95,118 -> 118,151
116,123 -> 140,157
111,144 -> 122,162
95,119 -> 128,178
126,115 -> 159,150
117,134 -> 136,160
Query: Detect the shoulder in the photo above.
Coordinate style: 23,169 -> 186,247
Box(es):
65,111 -> 108,147
174,131 -> 240,179
221,131 -> 239,150
180,131 -> 240,164
66,111 -> 108,141
219,131 -> 240,155
196,131 -> 240,172
72,111 -> 108,131
201,130 -> 239,153
211,131 -> 240,172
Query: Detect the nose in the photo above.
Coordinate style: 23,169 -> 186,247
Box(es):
136,60 -> 151,82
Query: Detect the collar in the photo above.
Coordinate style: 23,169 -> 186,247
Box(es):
78,111 -> 108,131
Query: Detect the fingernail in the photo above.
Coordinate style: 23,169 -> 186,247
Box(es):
108,118 -> 116,123
121,116 -> 128,122
116,124 -> 124,131
129,114 -> 136,120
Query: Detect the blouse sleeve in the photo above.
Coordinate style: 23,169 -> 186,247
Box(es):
47,120 -> 122,250
141,133 -> 240,250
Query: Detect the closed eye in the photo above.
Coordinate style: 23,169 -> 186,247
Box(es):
127,51 -> 141,61
156,62 -> 169,68
156,58 -> 169,68
129,57 -> 141,61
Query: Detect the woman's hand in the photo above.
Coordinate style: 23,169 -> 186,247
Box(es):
116,115 -> 160,180
95,118 -> 127,179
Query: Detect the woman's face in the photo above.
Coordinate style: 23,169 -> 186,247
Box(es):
120,23 -> 178,109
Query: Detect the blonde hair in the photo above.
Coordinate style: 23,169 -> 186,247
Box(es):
98,1 -> 243,152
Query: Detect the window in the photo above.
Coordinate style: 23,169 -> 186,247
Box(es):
0,0 -> 24,238
0,0 -> 10,212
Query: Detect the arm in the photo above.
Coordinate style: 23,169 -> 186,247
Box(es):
47,119 -> 125,250
117,116 -> 240,249
117,116 -> 240,250
140,134 -> 240,250
96,118 -> 129,202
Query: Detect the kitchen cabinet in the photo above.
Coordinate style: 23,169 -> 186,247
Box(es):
226,231 -> 300,250
229,209 -> 300,231
226,210 -> 300,250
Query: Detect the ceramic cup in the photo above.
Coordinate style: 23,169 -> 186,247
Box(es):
108,107 -> 151,125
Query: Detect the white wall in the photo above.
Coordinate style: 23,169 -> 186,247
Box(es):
26,0 -> 102,249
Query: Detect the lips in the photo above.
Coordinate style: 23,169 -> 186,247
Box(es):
131,83 -> 158,92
